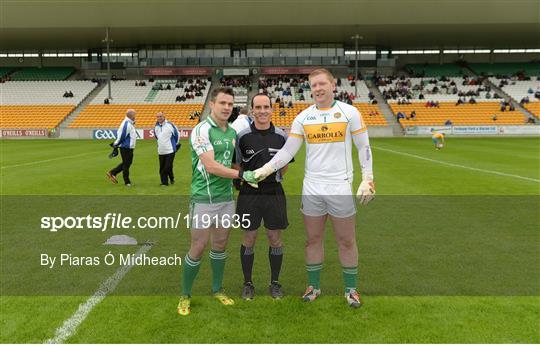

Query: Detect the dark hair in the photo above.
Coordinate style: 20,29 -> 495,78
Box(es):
250,93 -> 273,108
210,87 -> 234,102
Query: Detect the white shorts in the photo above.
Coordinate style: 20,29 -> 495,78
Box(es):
190,201 -> 235,230
301,179 -> 356,218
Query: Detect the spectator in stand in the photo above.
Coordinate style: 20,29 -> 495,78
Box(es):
176,95 -> 182,103
396,112 -> 406,122
287,100 -> 293,108
469,97 -> 477,104
492,114 -> 498,121
520,96 -> 530,105
509,103 -> 515,111
445,119 -> 453,126
410,110 -> 416,120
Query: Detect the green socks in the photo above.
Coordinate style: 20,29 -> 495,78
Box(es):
306,263 -> 323,289
343,266 -> 358,294
209,250 -> 227,293
182,254 -> 201,296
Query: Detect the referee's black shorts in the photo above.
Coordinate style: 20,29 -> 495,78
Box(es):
236,183 -> 288,231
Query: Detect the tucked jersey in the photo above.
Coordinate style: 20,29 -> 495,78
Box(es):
235,122 -> 289,187
190,116 -> 237,203
289,100 -> 366,183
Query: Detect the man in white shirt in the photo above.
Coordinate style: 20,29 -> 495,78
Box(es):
231,106 -> 252,134
154,112 -> 180,186
107,109 -> 137,186
245,69 -> 375,308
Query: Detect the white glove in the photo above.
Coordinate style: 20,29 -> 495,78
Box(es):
253,163 -> 275,182
356,180 -> 375,205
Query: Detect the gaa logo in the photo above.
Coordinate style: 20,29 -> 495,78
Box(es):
93,129 -> 117,140
321,125 -> 329,132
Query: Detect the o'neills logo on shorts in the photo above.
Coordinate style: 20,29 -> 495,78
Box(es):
303,122 -> 347,143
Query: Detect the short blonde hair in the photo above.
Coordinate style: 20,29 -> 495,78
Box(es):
308,68 -> 335,83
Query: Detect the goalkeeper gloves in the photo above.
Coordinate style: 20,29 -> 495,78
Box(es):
239,170 -> 259,188
253,163 -> 275,182
356,179 -> 375,205
239,164 -> 276,189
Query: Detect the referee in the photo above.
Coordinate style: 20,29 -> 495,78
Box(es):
235,93 -> 291,300
154,112 -> 180,186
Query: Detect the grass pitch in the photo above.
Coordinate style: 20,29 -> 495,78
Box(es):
1,137 -> 539,343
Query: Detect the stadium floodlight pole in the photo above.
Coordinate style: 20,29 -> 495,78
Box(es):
102,28 -> 114,100
351,34 -> 362,98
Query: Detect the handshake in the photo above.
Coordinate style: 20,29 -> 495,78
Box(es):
240,164 -> 375,205
240,163 -> 274,188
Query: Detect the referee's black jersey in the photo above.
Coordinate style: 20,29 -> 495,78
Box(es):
235,121 -> 291,186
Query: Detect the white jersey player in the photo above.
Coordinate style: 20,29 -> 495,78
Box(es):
247,69 -> 375,308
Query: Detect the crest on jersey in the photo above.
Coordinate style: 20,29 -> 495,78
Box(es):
333,112 -> 342,119
321,125 -> 329,131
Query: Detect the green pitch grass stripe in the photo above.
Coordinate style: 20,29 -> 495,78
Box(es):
1,151 -> 102,170
44,245 -> 152,344
373,146 -> 540,183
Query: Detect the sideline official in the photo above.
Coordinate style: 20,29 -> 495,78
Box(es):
154,112 -> 180,186
107,109 -> 137,186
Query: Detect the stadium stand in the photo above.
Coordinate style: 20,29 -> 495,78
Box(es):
1,105 -> 76,129
469,63 -> 540,77
220,76 -> 251,106
491,76 -> 540,117
69,104 -> 202,128
259,75 -> 313,104
0,67 -> 14,79
405,63 -> 465,77
0,81 -> 98,129
374,75 -> 529,126
69,79 -> 210,128
90,79 -> 210,104
390,102 -> 524,126
0,81 -> 97,105
376,76 -> 494,103
9,67 -> 75,80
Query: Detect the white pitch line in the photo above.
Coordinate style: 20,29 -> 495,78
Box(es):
44,245 -> 152,344
1,151 -> 102,170
373,146 -> 540,184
